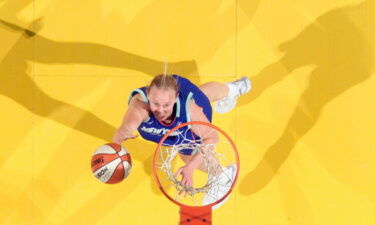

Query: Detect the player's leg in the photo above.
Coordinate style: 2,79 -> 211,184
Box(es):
199,77 -> 252,113
198,82 -> 229,102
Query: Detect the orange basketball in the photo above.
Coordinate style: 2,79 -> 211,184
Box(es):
91,143 -> 132,184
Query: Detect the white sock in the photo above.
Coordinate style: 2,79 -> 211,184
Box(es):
225,82 -> 238,99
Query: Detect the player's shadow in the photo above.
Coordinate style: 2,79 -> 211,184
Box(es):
0,19 -> 196,155
239,1 -> 374,195
0,0 -> 264,163
0,0 -> 34,29
0,1 -> 263,223
0,18 -> 195,219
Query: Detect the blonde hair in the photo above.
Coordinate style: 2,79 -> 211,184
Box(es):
148,74 -> 179,95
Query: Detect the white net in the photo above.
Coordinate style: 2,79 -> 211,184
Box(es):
154,122 -> 238,207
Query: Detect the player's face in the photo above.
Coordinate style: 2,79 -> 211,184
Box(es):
147,87 -> 178,121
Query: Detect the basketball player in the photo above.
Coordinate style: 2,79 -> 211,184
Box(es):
113,74 -> 250,208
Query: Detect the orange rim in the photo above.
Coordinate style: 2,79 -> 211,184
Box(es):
152,121 -> 240,207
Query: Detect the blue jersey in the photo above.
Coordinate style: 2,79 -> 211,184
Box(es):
128,75 -> 212,155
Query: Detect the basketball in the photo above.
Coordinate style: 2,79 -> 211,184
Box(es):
91,143 -> 132,184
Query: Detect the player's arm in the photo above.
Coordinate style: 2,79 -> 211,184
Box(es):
175,101 -> 218,187
190,102 -> 218,144
187,101 -> 218,167
113,95 -> 149,144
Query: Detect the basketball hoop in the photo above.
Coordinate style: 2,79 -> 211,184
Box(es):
153,121 -> 240,225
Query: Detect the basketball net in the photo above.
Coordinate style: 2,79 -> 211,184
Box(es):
153,121 -> 239,225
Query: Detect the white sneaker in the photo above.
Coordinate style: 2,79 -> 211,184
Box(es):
214,77 -> 251,114
202,164 -> 237,210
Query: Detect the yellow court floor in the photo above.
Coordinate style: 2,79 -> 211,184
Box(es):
1,0 -> 375,225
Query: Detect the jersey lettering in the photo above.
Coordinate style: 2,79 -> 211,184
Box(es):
140,126 -> 182,136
